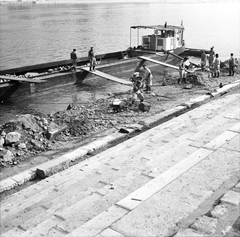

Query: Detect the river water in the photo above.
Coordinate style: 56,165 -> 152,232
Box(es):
0,2 -> 240,70
0,2 -> 240,124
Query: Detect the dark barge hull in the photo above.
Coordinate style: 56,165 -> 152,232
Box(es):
0,47 -> 203,101
0,50 -> 149,101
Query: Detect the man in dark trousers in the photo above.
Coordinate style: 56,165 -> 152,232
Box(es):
228,53 -> 235,76
88,47 -> 96,71
70,49 -> 77,71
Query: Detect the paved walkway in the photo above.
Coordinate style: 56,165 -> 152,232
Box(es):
1,91 -> 240,237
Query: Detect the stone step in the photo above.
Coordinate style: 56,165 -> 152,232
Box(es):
8,121 -> 238,237
0,132 -> 196,235
67,129 -> 240,236
4,100 -> 236,216
110,150 -> 240,236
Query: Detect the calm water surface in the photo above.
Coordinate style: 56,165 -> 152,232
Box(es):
0,2 -> 240,70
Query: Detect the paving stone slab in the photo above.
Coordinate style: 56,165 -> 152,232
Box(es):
228,122 -> 240,133
65,205 -> 128,237
234,182 -> 240,192
203,130 -> 237,150
222,134 -> 240,152
0,178 -> 18,193
221,190 -> 240,206
117,148 -> 213,211
224,109 -> 240,120
11,169 -> 36,186
98,228 -> 125,237
174,228 -> 207,237
1,226 -> 25,237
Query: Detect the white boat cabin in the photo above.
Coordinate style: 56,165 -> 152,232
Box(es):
130,23 -> 184,51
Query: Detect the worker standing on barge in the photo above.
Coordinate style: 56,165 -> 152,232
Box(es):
88,47 -> 96,71
70,49 -> 77,71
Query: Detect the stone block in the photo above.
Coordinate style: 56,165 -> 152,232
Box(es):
36,147 -> 89,178
233,182 -> 240,193
221,190 -> 240,206
191,215 -> 218,234
175,228 -> 206,237
5,131 -> 21,144
46,124 -> 68,140
0,178 -> 18,193
211,204 -> 228,218
138,102 -> 151,112
11,169 -> 36,186
0,149 -> 14,162
99,228 -> 125,237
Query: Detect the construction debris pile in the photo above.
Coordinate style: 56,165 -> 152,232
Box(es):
0,97 -> 142,168
0,114 -> 54,167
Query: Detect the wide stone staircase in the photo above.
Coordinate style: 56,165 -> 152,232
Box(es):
1,92 -> 239,237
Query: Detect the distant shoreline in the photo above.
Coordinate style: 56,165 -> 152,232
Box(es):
1,0 -> 239,4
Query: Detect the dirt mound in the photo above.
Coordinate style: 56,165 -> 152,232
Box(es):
0,114 -> 53,167
0,98 -> 140,168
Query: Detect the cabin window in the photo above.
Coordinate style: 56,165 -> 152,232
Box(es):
142,37 -> 150,49
157,39 -> 163,46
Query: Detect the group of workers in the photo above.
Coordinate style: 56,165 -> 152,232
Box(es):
70,46 -> 237,104
200,47 -> 237,77
179,46 -> 237,82
200,46 -> 221,78
70,47 -> 96,72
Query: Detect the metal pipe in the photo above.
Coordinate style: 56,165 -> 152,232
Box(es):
137,28 -> 139,46
130,27 -> 131,47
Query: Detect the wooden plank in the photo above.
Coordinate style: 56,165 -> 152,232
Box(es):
81,68 -> 132,86
135,58 -> 146,72
164,51 -> 200,68
0,75 -> 46,83
164,50 -> 183,60
139,56 -> 179,70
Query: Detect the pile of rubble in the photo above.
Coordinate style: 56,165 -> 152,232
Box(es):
0,114 -> 55,167
0,97 -> 141,168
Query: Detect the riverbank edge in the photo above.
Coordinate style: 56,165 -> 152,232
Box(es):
1,79 -> 240,193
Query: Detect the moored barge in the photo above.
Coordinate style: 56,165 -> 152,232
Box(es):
0,23 -> 207,101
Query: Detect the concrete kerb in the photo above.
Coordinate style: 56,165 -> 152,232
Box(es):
0,80 -> 239,193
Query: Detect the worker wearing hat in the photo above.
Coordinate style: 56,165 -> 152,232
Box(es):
129,71 -> 144,102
